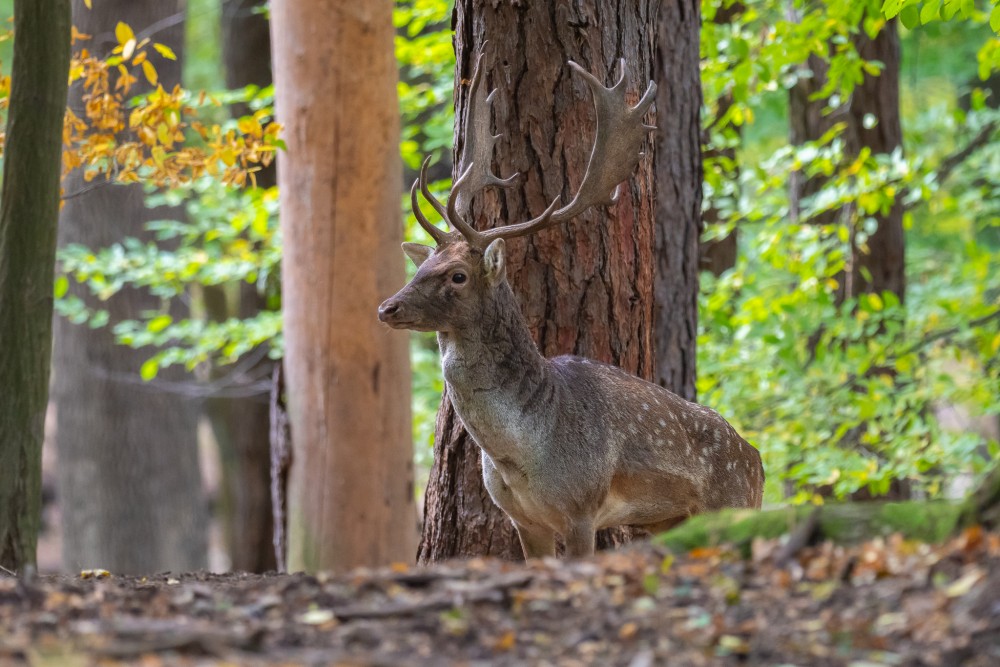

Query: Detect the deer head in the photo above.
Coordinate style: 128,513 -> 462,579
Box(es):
378,49 -> 656,333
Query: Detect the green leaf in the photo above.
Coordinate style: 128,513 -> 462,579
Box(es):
991,5 -> 1000,33
920,0 -> 941,24
54,276 -> 69,299
148,314 -> 172,333
881,0 -> 903,19
900,5 -> 920,29
140,358 -> 159,381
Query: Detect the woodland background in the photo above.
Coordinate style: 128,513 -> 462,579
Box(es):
0,0 -> 998,576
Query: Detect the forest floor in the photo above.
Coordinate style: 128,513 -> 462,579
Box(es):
1,528 -> 999,666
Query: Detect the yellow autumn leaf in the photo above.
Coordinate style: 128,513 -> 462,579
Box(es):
114,21 -> 134,46
132,50 -> 147,66
153,43 -> 177,60
142,60 -> 158,86
84,0 -> 92,7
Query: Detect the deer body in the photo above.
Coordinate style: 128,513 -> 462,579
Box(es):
379,52 -> 764,558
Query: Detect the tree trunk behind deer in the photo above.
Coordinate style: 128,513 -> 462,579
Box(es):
419,0 -> 702,561
53,0 -> 209,574
200,0 -> 277,573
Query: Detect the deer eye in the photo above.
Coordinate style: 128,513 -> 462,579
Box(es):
451,272 -> 467,284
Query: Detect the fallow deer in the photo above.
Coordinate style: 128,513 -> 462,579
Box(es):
379,52 -> 764,558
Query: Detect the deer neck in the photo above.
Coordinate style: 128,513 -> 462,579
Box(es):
437,283 -> 548,455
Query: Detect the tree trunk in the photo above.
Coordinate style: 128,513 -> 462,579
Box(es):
0,0 -> 72,573
788,20 -> 904,303
419,0 -> 663,562
53,0 -> 208,574
202,0 -> 276,573
698,2 -> 741,279
787,18 -> 908,501
271,0 -> 418,573
653,0 -> 702,401
846,20 -> 905,302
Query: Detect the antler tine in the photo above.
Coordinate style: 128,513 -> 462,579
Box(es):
410,174 -> 449,245
479,58 -> 656,244
445,46 -> 522,248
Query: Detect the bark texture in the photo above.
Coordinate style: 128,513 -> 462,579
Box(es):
53,0 -> 208,574
202,0 -> 277,573
0,0 -> 72,572
271,0 -> 418,573
652,0 -> 702,401
419,0 -> 661,562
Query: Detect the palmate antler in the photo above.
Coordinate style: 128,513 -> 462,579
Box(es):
412,47 -> 657,250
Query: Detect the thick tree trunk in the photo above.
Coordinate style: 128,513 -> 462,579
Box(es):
202,0 -> 276,573
653,0 -> 702,401
0,0 -> 72,572
53,0 -> 208,574
419,0 -> 662,562
271,0 -> 418,573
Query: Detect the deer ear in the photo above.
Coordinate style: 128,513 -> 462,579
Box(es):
402,242 -> 434,267
483,238 -> 507,285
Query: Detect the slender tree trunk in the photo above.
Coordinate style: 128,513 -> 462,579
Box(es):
419,0 -> 661,562
202,0 -> 276,573
0,0 -> 72,573
846,20 -> 904,302
788,18 -> 904,303
653,0 -> 702,401
271,0 -> 418,573
787,17 -> 908,500
53,0 -> 208,574
698,2 -> 741,278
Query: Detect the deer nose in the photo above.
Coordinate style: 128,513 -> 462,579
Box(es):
378,299 -> 400,322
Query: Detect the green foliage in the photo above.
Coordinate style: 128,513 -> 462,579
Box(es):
699,0 -> 1000,501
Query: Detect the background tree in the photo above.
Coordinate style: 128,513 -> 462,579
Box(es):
270,0 -> 418,572
53,0 -> 208,574
203,0 -> 277,573
653,0 -> 703,401
0,0 -> 71,572
419,0 -> 674,561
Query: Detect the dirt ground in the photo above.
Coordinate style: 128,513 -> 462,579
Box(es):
2,528 -> 999,666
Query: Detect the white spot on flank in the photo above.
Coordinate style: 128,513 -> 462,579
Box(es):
727,461 -> 735,471
658,419 -> 666,427
642,403 -> 650,411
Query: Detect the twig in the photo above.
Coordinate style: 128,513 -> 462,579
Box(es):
774,506 -> 822,566
0,564 -> 15,577
902,120 -> 999,211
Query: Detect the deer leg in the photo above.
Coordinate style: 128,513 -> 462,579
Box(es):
514,521 -> 555,559
563,519 -> 596,558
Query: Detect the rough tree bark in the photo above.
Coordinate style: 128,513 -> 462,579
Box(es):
653,0 -> 703,401
202,0 -> 277,573
53,0 -> 208,574
419,0 -> 668,562
271,0 -> 418,573
0,0 -> 72,572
